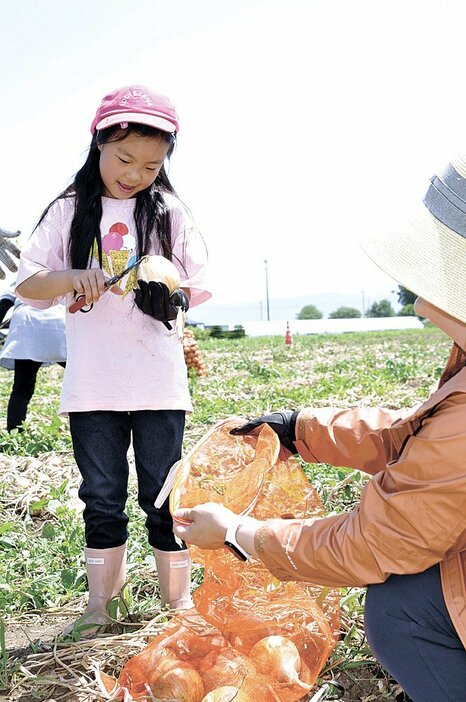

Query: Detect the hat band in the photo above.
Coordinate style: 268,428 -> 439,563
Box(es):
423,163 -> 466,239
95,111 -> 177,134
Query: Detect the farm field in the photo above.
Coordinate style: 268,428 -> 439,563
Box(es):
0,326 -> 452,701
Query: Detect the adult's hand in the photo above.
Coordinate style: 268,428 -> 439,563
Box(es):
230,410 -> 299,454
173,502 -> 257,550
0,228 -> 21,280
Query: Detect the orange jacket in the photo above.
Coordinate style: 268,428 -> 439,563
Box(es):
255,364 -> 466,647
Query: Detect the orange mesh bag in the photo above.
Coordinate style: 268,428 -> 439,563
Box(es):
183,328 -> 208,376
102,419 -> 340,702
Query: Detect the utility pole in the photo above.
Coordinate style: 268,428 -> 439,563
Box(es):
264,259 -> 270,321
362,289 -> 365,317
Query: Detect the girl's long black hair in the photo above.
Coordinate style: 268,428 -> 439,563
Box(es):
36,124 -> 177,270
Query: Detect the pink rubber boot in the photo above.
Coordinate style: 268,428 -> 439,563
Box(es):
64,544 -> 126,637
153,547 -> 194,609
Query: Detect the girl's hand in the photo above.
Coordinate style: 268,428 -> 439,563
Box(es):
173,502 -> 238,549
71,269 -> 123,304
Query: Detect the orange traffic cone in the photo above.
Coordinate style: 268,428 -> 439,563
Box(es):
285,321 -> 293,347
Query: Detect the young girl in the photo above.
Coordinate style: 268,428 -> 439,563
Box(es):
16,85 -> 211,634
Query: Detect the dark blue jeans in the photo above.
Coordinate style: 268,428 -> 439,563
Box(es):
365,564 -> 466,702
69,410 -> 185,551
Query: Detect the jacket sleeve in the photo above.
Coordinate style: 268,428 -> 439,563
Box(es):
295,405 -> 409,475
256,394 -> 466,587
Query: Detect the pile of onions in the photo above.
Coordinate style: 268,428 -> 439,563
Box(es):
137,254 -> 180,294
249,636 -> 311,692
183,328 -> 207,376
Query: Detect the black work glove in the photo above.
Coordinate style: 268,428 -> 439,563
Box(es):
134,280 -> 189,329
170,288 -> 189,312
230,410 -> 299,454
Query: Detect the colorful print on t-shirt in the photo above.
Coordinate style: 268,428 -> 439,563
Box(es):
100,222 -> 138,295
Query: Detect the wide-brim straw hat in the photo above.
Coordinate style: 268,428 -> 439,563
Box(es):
360,155 -> 466,324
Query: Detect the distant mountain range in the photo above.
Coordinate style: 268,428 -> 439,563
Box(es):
189,290 -> 399,326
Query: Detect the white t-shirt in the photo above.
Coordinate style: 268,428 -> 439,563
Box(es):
16,194 -> 210,414
0,299 -> 67,370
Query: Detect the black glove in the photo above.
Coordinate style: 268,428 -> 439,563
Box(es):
170,288 -> 189,312
134,280 -> 189,329
230,410 -> 299,454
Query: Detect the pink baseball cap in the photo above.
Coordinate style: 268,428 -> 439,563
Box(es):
90,85 -> 179,135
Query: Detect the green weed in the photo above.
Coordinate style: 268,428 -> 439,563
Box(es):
0,414 -> 71,456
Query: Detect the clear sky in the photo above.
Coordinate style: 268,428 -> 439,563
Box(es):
2,0 -> 466,317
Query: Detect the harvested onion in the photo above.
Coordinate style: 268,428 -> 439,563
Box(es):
150,661 -> 204,702
137,254 -> 180,294
146,648 -> 182,685
119,645 -> 179,690
274,660 -> 314,702
249,636 -> 311,690
197,647 -> 256,693
201,686 -> 241,702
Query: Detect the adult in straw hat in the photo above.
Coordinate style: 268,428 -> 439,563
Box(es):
173,156 -> 466,702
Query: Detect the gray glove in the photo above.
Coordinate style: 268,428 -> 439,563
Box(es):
0,228 -> 21,280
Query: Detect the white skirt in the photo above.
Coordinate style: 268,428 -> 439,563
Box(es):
0,302 -> 67,370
